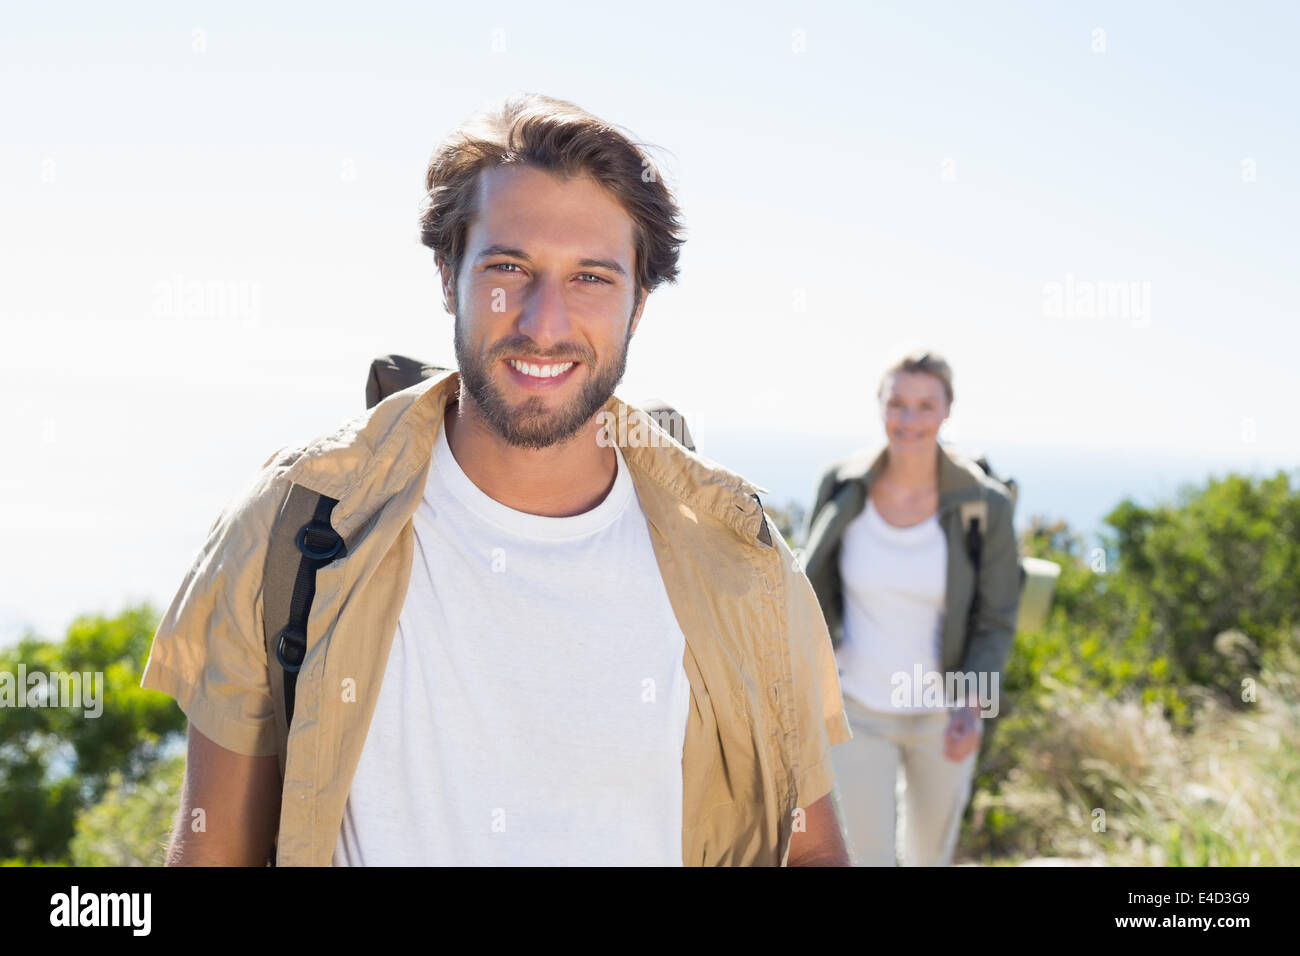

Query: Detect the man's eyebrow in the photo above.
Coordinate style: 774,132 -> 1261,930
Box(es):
476,244 -> 531,262
476,244 -> 627,276
576,257 -> 626,276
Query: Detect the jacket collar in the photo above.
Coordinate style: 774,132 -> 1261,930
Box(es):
283,368 -> 772,549
833,442 -> 987,513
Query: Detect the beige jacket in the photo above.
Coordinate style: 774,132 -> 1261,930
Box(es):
141,369 -> 851,866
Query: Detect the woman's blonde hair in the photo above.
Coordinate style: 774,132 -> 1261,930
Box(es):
878,350 -> 954,405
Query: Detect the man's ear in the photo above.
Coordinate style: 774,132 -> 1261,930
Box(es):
628,286 -> 649,338
437,260 -> 457,316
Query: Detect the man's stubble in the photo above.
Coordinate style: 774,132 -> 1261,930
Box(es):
452,307 -> 633,450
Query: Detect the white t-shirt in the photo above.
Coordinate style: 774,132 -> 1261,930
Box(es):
835,497 -> 948,713
331,416 -> 692,866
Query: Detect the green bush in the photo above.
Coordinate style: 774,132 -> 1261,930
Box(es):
962,469 -> 1300,863
70,754 -> 185,866
0,603 -> 183,863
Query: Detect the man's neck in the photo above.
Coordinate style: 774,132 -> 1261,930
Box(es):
443,393 -> 618,518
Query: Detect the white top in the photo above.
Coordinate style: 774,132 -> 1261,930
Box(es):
834,497 -> 948,713
332,416 -> 692,865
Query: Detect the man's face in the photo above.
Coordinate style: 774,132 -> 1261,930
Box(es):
443,164 -> 647,449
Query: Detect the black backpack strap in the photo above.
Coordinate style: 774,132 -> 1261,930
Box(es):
267,490 -> 345,728
262,484 -> 346,866
958,498 -> 988,670
959,499 -> 986,569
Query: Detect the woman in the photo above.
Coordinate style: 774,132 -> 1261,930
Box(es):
800,350 -> 1021,866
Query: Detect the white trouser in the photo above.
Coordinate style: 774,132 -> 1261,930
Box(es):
829,694 -> 978,866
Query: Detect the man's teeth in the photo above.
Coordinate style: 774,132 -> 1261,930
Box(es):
507,359 -> 575,378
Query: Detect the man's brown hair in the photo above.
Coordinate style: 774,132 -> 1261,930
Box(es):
420,92 -> 686,305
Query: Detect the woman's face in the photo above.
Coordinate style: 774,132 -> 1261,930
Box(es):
880,371 -> 950,451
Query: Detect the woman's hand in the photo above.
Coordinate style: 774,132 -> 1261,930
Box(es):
943,705 -> 983,762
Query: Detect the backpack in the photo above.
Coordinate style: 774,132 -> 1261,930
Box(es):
955,454 -> 1059,636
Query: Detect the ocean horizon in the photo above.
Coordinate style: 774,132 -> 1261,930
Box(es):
696,432 -> 1296,547
1,433 -> 1294,650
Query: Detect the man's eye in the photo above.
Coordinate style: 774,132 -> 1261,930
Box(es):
577,273 -> 609,284
491,263 -> 522,273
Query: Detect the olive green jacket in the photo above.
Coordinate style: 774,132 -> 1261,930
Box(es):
800,444 -> 1021,682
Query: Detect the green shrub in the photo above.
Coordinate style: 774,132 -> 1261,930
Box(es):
962,469 -> 1300,863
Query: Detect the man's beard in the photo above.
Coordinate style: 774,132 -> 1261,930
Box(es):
453,312 -> 632,450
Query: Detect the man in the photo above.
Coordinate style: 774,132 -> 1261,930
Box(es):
141,93 -> 851,866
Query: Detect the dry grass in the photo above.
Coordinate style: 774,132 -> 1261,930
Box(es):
964,642 -> 1299,866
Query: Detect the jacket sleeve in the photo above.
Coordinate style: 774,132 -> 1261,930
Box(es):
138,462 -> 286,757
772,526 -> 852,809
957,488 -> 1021,691
799,464 -> 840,549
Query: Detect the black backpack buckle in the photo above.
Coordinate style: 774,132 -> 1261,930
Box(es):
275,627 -> 307,673
295,520 -> 343,561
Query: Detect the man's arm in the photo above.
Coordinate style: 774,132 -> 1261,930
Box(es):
165,724 -> 283,866
770,517 -> 853,867
786,792 -> 849,866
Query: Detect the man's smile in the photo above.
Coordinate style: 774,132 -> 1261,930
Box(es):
502,357 -> 582,391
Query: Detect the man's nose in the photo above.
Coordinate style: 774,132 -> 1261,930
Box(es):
517,273 -> 574,348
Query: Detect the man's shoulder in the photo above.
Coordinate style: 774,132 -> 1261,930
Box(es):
262,372 -> 452,502
609,397 -> 772,549
652,451 -> 772,547
295,381 -> 436,464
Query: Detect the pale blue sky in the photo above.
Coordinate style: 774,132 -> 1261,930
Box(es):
2,0 -> 1296,643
